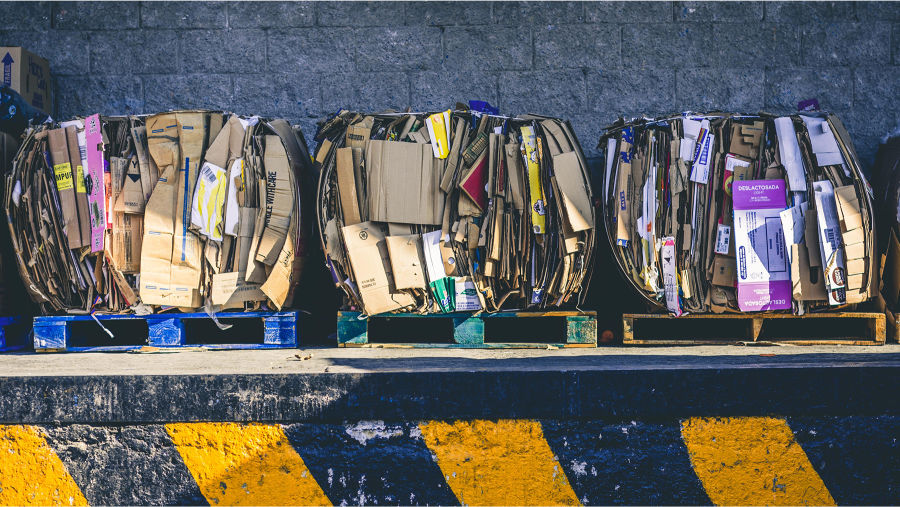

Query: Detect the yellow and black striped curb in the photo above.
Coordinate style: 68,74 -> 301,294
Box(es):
1,416 -> 896,505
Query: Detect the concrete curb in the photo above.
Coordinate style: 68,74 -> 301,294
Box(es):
1,417 -> 897,505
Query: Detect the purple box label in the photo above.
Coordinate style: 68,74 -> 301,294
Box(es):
738,280 -> 792,311
733,180 -> 787,210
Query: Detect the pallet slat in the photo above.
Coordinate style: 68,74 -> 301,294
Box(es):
33,311 -> 298,352
337,311 -> 597,348
623,312 -> 885,345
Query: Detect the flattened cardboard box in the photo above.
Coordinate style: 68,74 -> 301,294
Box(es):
0,47 -> 52,114
47,127 -> 83,249
342,221 -> 414,315
255,135 -> 294,265
367,140 -> 442,225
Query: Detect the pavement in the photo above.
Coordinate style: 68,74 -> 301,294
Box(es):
2,343 -> 899,376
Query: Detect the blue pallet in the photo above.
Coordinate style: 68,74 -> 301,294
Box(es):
33,311 -> 298,352
0,316 -> 29,352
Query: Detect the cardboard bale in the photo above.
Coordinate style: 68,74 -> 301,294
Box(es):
601,111 -> 875,316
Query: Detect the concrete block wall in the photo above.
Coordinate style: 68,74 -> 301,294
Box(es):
2,1 -> 899,166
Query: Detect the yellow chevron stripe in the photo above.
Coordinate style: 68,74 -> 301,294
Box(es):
681,417 -> 835,506
166,422 -> 330,506
0,425 -> 88,506
419,419 -> 580,506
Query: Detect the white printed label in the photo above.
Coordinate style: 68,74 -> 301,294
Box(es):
714,224 -> 731,255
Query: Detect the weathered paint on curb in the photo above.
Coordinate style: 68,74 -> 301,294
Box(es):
681,417 -> 835,506
0,425 -> 87,506
2,417 -> 897,506
166,422 -> 330,506
420,419 -> 581,506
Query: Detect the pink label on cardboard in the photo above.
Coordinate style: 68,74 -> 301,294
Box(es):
84,114 -> 105,252
738,280 -> 792,311
733,180 -> 787,210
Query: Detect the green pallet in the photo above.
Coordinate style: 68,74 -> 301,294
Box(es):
337,311 -> 597,348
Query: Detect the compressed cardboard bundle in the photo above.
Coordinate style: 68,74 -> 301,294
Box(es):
873,136 -> 900,312
314,105 -> 596,315
5,111 -> 315,314
600,112 -> 876,315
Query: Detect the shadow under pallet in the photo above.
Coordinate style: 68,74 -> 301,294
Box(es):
33,311 -> 298,352
623,312 -> 886,345
337,310 -> 597,348
0,316 -> 31,352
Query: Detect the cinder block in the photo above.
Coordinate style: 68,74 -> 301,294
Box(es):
857,1 -> 900,21
493,1 -> 586,25
586,1 -> 673,23
852,66 -> 900,136
140,2 -> 226,29
0,2 -> 51,30
268,28 -> 355,74
233,73 -> 321,119
57,76 -> 143,117
534,24 -> 621,70
765,67 -> 853,113
228,1 -> 314,28
53,1 -> 139,30
676,68 -> 764,111
409,71 -> 499,112
894,24 -> 899,64
142,74 -> 231,112
444,27 -> 531,72
319,71 -> 411,114
405,2 -> 492,26
180,29 -> 266,74
317,1 -> 406,27
675,1 -> 764,21
801,22 -> 891,66
499,69 -> 586,120
0,29 -> 90,76
765,1 -> 857,23
586,68 -> 674,124
353,27 -> 442,72
624,23 -> 798,68
90,31 -> 178,75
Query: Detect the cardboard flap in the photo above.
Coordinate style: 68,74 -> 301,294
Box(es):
367,140 -> 440,225
459,150 -> 488,211
385,234 -> 427,290
336,147 -> 362,225
342,221 -> 414,315
553,150 -> 593,231
255,135 -> 294,265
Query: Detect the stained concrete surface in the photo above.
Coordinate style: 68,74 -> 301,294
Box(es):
1,344 -> 898,376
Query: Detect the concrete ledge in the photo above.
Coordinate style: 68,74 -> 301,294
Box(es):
1,347 -> 898,424
1,347 -> 898,505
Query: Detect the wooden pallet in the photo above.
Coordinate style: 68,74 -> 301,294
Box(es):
0,316 -> 30,352
337,310 -> 597,348
33,311 -> 298,352
623,312 -> 886,345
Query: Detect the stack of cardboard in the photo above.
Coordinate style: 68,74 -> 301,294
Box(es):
601,112 -> 876,315
873,136 -> 900,318
314,105 -> 596,315
5,111 -> 315,314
